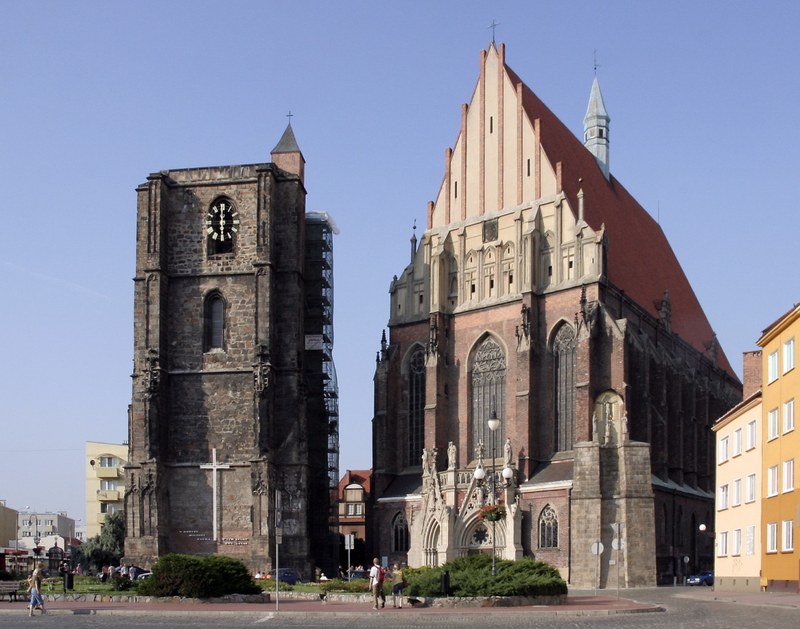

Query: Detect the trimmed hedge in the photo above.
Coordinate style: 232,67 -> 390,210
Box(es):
135,554 -> 260,598
405,555 -> 567,598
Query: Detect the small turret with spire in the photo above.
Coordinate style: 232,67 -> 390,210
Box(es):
583,76 -> 610,180
271,119 -> 305,183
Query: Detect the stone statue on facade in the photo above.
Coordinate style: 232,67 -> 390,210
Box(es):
447,441 -> 456,469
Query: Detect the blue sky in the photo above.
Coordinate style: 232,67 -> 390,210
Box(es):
2,1 -> 798,528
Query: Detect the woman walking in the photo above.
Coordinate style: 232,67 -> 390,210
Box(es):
27,568 -> 46,616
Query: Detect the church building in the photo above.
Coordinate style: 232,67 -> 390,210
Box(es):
371,43 -> 741,587
124,125 -> 339,578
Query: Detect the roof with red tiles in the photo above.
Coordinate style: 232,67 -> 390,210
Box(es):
505,59 -> 735,377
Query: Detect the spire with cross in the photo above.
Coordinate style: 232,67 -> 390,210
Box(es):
488,19 -> 500,45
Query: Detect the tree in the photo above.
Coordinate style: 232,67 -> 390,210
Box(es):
74,511 -> 125,573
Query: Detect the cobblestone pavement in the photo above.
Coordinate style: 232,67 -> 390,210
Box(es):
0,586 -> 797,628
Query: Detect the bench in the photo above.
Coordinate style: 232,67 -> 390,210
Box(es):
0,581 -> 25,601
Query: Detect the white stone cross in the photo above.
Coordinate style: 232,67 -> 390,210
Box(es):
200,448 -> 230,541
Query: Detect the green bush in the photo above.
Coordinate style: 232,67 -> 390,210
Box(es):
320,576 -> 376,595
135,554 -> 260,598
405,555 -> 566,598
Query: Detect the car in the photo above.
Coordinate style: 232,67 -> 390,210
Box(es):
348,569 -> 369,580
686,571 -> 714,586
136,571 -> 152,580
266,568 -> 302,585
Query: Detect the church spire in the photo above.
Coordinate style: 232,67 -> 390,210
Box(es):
271,121 -> 305,183
583,76 -> 610,180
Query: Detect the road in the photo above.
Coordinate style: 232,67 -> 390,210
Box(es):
1,587 -> 798,628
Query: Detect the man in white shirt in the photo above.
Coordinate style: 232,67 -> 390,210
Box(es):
368,557 -> 383,609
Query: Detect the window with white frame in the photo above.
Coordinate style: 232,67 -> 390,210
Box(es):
784,399 -> 795,433
768,408 -> 780,440
733,428 -> 742,456
746,473 -> 757,502
718,436 -> 729,463
717,531 -> 728,557
767,522 -> 778,553
782,520 -> 794,551
746,419 -> 757,450
746,525 -> 755,555
784,337 -> 795,373
732,478 -> 742,506
783,459 -> 794,492
718,483 -> 729,509
768,465 -> 779,496
732,528 -> 742,555
768,350 -> 779,383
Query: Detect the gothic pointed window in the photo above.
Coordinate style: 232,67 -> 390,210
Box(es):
553,324 -> 577,451
408,347 -> 426,467
204,292 -> 225,351
470,336 -> 506,453
392,512 -> 410,552
538,505 -> 559,548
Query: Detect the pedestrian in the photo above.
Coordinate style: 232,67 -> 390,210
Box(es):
391,562 -> 407,608
368,557 -> 383,610
27,568 -> 45,616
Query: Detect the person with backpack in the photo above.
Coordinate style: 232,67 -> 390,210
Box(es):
368,557 -> 383,610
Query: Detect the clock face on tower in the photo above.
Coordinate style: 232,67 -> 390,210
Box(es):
205,200 -> 240,242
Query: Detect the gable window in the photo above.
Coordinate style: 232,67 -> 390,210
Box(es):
392,512 -> 410,553
470,336 -> 506,452
408,347 -> 426,467
538,505 -> 558,549
204,292 -> 225,351
553,324 -> 577,452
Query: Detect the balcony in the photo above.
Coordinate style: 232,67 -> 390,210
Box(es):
97,490 -> 120,501
96,467 -> 119,479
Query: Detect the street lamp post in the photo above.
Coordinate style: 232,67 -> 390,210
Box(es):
473,411 -> 514,577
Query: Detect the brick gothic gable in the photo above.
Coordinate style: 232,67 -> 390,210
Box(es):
372,43 -> 741,587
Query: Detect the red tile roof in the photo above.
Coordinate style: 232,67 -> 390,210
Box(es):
506,63 -> 735,378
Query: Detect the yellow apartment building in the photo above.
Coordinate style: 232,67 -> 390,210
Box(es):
85,441 -> 128,539
758,304 -> 799,591
712,372 -> 762,591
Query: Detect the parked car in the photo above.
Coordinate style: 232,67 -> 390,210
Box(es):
136,571 -> 152,580
348,569 -> 369,580
266,568 -> 302,585
686,571 -> 714,586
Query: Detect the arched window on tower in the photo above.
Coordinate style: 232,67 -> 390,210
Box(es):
408,347 -> 426,467
204,292 -> 225,351
392,512 -> 410,553
538,505 -> 559,549
553,324 -> 577,452
470,336 -> 506,453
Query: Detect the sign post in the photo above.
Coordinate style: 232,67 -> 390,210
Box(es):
590,541 -> 604,596
344,534 -> 354,581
